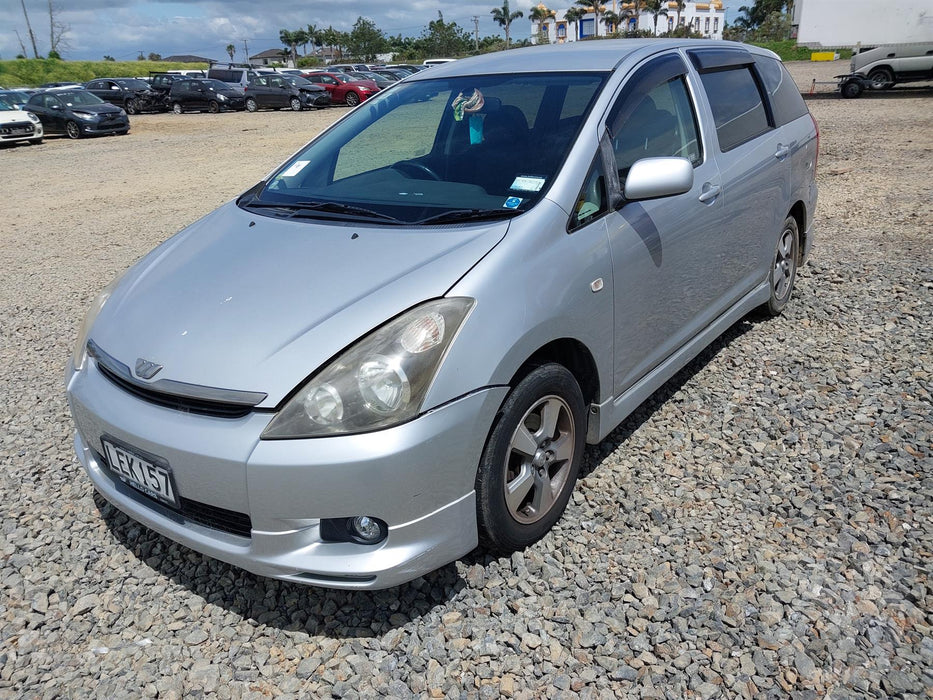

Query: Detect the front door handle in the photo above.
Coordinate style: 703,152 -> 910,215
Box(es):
698,184 -> 721,203
775,144 -> 790,159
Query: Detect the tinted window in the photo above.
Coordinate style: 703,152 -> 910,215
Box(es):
699,67 -> 769,151
607,54 -> 702,176
754,56 -> 808,126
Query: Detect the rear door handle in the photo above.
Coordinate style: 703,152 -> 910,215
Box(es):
775,144 -> 790,159
698,184 -> 721,203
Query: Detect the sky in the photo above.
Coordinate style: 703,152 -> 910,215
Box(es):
4,1 -> 736,63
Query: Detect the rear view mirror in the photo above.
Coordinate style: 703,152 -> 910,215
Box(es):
623,157 -> 693,201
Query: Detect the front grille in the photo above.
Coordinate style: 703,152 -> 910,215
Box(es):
179,497 -> 253,538
97,361 -> 253,419
95,448 -> 253,538
0,123 -> 34,136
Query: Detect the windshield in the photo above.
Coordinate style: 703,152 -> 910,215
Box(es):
0,95 -> 17,110
242,72 -> 606,225
60,91 -> 105,106
283,75 -> 313,88
195,79 -> 232,91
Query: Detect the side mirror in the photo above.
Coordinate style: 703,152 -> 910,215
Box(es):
51,104 -> 62,110
623,157 -> 694,201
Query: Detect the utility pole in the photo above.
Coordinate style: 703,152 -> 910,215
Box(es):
472,16 -> 480,51
242,38 -> 250,65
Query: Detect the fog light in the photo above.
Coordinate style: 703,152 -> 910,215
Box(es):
351,516 -> 385,543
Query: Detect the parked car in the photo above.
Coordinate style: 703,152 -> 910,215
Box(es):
67,39 -> 818,590
329,63 -> 370,73
38,81 -> 85,90
168,78 -> 246,113
147,73 -> 184,109
0,94 -> 43,145
244,74 -> 330,111
300,71 -> 378,106
25,90 -> 128,139
851,42 -> 933,89
0,89 -> 32,109
345,70 -> 397,91
207,65 -> 259,91
372,68 -> 412,82
85,78 -> 164,114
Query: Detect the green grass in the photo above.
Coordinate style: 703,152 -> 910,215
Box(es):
0,59 -> 209,87
751,40 -> 852,61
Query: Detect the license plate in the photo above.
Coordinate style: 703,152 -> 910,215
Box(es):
101,436 -> 179,509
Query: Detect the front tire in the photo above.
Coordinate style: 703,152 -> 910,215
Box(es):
208,100 -> 220,114
172,102 -> 183,114
841,79 -> 863,99
65,120 -> 81,139
476,364 -> 586,552
867,67 -> 894,90
290,96 -> 302,111
125,99 -> 139,115
344,91 -> 360,107
30,138 -> 43,145
760,216 -> 799,317
245,97 -> 258,112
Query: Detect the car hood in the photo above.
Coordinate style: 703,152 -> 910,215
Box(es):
91,200 -> 508,407
299,86 -> 327,94
0,109 -> 35,123
69,104 -> 121,115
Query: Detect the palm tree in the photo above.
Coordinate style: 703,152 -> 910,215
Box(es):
529,4 -> 556,44
225,43 -> 235,61
574,0 -> 604,36
563,6 -> 586,41
601,10 -> 621,34
279,29 -> 298,65
306,24 -> 319,57
491,0 -> 524,48
672,0 -> 686,33
644,0 -> 669,35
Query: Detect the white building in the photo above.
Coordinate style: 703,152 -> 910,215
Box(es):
532,1 -> 725,44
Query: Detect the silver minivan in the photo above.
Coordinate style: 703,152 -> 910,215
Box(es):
67,40 -> 818,589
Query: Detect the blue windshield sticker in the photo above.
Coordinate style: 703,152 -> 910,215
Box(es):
503,197 -> 523,209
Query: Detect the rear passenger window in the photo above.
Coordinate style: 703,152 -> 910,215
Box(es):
699,67 -> 769,151
754,56 -> 808,126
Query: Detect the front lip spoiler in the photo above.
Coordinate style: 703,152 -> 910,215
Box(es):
87,339 -> 267,407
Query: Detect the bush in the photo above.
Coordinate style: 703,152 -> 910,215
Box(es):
0,59 -> 209,87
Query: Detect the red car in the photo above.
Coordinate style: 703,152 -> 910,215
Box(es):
300,71 -> 378,107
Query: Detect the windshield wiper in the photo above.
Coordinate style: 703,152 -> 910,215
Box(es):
242,199 -> 402,224
414,208 -> 521,226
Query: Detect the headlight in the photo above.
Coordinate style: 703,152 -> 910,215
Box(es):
72,277 -> 120,371
119,108 -> 127,116
27,112 -> 40,123
217,94 -> 227,101
261,298 -> 474,439
74,111 -> 95,120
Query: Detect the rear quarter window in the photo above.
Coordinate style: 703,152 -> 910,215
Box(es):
698,66 -> 770,152
754,55 -> 808,126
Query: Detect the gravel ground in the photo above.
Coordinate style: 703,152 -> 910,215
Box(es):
1,61 -> 931,698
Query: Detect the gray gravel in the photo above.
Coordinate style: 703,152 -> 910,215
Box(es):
1,62 -> 931,698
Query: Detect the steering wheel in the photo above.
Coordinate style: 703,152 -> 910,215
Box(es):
392,160 -> 441,181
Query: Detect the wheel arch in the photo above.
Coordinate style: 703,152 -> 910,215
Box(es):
788,200 -> 807,265
508,338 -> 600,409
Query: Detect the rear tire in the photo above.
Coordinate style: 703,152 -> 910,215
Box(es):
65,120 -> 81,139
290,96 -> 302,111
172,102 -> 183,114
476,364 -> 586,552
344,91 -> 360,107
759,216 -> 799,317
125,99 -> 139,115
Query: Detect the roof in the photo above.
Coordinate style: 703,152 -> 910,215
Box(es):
416,39 -> 767,78
250,49 -> 288,60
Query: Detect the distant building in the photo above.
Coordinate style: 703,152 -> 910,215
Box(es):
533,1 -> 725,44
162,54 -> 215,64
250,49 -> 290,67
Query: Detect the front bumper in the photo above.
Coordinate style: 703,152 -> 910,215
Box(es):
67,359 -> 507,589
0,119 -> 42,143
83,117 -> 129,135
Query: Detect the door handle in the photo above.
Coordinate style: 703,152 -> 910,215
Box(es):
698,184 -> 721,203
775,144 -> 790,159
